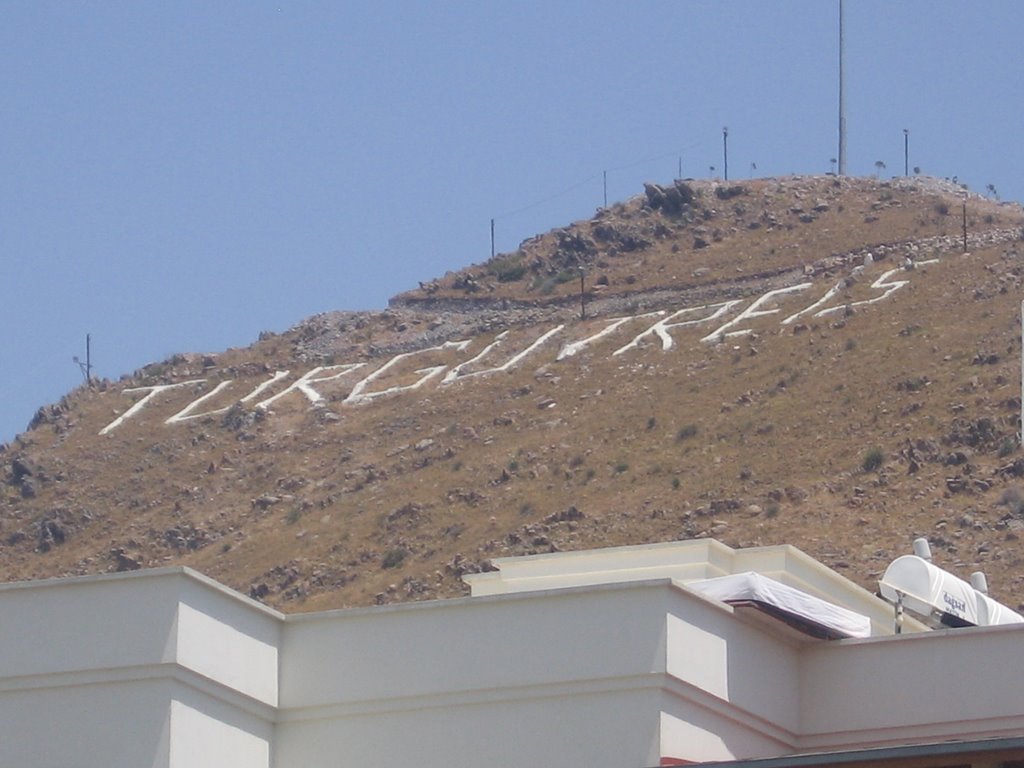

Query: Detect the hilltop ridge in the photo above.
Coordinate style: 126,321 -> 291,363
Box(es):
4,175 -> 1024,614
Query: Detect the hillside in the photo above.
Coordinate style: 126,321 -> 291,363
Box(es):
4,174 -> 1024,614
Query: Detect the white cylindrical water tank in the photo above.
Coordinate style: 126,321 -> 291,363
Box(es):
912,537 -> 932,561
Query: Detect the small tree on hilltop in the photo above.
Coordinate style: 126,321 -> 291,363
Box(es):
874,160 -> 886,178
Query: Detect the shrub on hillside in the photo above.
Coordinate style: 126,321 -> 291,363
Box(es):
488,253 -> 527,283
999,487 -> 1024,516
554,268 -> 577,285
381,548 -> 407,569
677,424 -> 699,441
861,447 -> 885,473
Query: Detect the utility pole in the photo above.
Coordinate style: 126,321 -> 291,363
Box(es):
722,127 -> 729,181
838,0 -> 847,175
903,129 -> 909,176
490,218 -> 495,259
74,333 -> 93,386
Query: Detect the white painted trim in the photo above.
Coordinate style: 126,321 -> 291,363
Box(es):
276,672 -> 663,722
0,662 -> 278,723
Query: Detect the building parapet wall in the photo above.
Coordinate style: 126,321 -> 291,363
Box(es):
799,623 -> 1024,750
2,542 -> 1021,768
279,579 -> 673,711
0,568 -> 281,768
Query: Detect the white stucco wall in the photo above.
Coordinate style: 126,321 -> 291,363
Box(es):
0,679 -> 172,768
277,687 -> 662,768
276,581 -> 672,767
3,543 -> 1023,768
0,568 -> 279,768
169,693 -> 272,768
665,589 -> 801,747
653,583 -> 811,764
174,576 -> 280,707
279,581 -> 673,709
467,540 -> 914,636
0,571 -> 180,679
466,538 -> 736,595
799,622 -> 1024,750
659,705 -> 788,766
275,578 -> 821,767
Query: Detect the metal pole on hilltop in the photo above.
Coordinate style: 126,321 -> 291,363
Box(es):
722,127 -> 729,181
73,333 -> 93,386
490,218 -> 495,259
903,129 -> 909,176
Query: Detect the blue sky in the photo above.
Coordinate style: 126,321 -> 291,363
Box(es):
2,1 -> 1022,443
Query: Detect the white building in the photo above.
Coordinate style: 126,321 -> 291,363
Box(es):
2,539 -> 1023,768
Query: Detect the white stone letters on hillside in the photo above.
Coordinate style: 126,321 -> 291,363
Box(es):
782,281 -> 845,326
166,371 -> 291,424
98,258 -> 930,435
99,381 -> 205,435
256,365 -> 366,410
701,284 -> 812,342
557,313 -> 660,360
617,301 -> 741,354
346,341 -> 471,404
783,261 -> 922,325
442,326 -> 564,384
812,268 -> 908,318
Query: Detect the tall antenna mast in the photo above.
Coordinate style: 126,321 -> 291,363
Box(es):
73,333 -> 93,386
838,0 -> 847,175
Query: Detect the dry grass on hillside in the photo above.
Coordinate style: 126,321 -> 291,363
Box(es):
3,176 -> 1024,614
396,176 -> 1021,306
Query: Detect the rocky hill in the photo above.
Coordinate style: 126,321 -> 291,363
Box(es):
4,175 -> 1024,614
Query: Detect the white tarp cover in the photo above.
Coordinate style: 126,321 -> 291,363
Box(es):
688,572 -> 872,639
